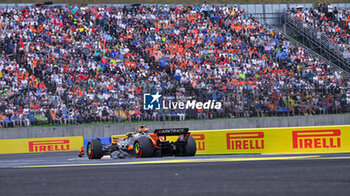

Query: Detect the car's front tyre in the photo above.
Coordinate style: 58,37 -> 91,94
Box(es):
87,139 -> 103,159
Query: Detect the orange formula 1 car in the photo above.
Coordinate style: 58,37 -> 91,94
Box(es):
86,128 -> 196,159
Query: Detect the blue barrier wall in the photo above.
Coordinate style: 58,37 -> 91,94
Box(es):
83,137 -> 111,148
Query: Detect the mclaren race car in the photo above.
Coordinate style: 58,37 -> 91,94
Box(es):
85,127 -> 196,159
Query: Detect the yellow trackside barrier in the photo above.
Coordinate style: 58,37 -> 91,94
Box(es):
112,125 -> 350,154
0,136 -> 83,154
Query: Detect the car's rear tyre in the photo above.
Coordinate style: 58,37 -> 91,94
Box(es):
176,136 -> 196,156
134,137 -> 154,158
184,136 -> 197,156
87,139 -> 103,159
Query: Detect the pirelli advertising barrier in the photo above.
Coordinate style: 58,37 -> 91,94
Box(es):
194,125 -> 350,154
0,136 -> 83,154
112,125 -> 350,154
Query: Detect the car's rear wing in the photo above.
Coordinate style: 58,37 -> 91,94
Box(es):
154,128 -> 189,136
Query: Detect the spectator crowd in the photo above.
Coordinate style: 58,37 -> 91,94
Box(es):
0,3 -> 349,128
287,4 -> 350,59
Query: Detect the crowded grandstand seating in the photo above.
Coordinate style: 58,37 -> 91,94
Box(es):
287,4 -> 350,59
0,4 -> 349,127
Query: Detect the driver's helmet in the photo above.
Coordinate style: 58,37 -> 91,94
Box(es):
138,124 -> 149,133
112,137 -> 119,144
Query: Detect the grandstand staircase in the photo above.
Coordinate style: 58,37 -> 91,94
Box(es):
284,15 -> 350,75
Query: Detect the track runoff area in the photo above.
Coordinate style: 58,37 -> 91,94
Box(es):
1,152 -> 350,195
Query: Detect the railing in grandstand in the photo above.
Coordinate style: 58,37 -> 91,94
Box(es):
287,15 -> 346,55
285,14 -> 350,73
264,23 -> 350,77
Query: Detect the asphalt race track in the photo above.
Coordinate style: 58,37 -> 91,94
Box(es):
1,152 -> 350,196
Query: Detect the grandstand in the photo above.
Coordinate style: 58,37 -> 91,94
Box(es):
0,2 -> 349,128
